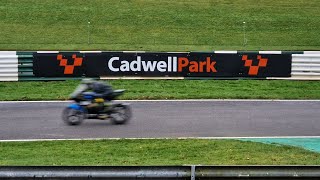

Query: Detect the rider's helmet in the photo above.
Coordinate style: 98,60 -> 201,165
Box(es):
81,78 -> 94,85
81,78 -> 96,89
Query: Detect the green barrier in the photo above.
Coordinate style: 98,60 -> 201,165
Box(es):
17,52 -> 34,81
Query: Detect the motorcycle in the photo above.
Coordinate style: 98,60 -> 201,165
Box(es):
62,84 -> 131,125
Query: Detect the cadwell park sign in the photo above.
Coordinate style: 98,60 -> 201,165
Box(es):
33,51 -> 292,78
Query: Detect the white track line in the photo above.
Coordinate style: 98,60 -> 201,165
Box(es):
1,136 -> 320,142
1,99 -> 320,103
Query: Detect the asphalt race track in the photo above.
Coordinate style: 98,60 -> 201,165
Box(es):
0,100 -> 320,140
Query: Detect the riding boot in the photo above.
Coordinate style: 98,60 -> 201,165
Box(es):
98,114 -> 108,119
97,102 -> 108,119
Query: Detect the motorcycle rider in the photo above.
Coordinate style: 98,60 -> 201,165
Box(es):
80,78 -> 113,119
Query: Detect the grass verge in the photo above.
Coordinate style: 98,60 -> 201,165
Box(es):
0,0 -> 319,51
0,139 -> 319,165
0,80 -> 320,100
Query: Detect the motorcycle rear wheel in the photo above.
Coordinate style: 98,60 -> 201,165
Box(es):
110,104 -> 131,125
62,107 -> 85,125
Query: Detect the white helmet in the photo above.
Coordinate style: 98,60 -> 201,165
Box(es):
81,78 -> 94,84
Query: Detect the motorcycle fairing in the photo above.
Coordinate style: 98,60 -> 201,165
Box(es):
68,103 -> 85,111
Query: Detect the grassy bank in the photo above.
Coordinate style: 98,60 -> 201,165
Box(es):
0,80 -> 320,101
0,0 -> 319,51
0,139 -> 319,165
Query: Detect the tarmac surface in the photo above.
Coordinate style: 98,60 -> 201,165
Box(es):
0,100 -> 319,140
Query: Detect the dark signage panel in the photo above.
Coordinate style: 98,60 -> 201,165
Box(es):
33,53 -> 85,77
33,52 -> 292,77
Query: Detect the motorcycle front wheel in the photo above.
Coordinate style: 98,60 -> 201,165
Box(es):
62,107 -> 85,125
110,104 -> 132,125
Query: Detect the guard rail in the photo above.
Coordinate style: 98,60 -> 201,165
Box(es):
1,166 -> 320,179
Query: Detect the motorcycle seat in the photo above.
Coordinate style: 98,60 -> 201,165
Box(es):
113,89 -> 125,93
110,89 -> 126,99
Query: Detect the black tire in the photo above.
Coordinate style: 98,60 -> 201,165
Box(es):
62,107 -> 85,125
110,104 -> 131,125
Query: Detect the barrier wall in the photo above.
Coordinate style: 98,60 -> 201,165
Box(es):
291,52 -> 320,80
32,51 -> 291,78
0,51 -> 18,81
1,51 -> 320,81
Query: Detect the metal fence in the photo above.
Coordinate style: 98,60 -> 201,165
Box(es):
1,166 -> 320,179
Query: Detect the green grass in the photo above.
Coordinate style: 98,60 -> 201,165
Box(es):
1,1 -> 319,167
0,0 -> 319,51
0,80 -> 320,100
0,139 -> 319,165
